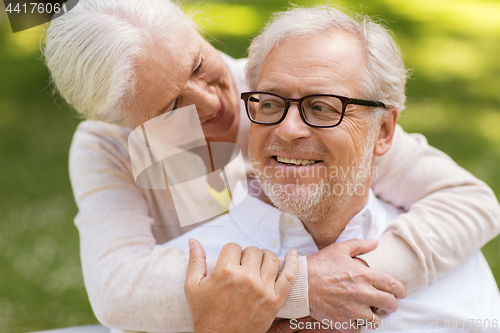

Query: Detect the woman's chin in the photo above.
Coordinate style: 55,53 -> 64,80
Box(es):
203,114 -> 237,141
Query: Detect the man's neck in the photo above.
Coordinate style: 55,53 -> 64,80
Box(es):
301,191 -> 370,250
248,177 -> 373,249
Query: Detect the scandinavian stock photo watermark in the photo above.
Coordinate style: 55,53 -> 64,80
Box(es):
249,161 -> 379,198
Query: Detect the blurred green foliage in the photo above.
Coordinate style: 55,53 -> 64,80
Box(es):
0,0 -> 499,331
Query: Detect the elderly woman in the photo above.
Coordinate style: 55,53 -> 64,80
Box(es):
44,0 -> 500,332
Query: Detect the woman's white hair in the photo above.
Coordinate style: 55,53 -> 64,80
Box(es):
43,0 -> 195,123
246,5 -> 409,114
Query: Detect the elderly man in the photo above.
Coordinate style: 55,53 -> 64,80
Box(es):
164,6 -> 500,333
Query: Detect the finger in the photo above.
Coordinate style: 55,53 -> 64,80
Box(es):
216,242 -> 243,268
357,311 -> 382,331
353,257 -> 369,267
337,238 -> 378,257
241,246 -> 264,271
364,289 -> 399,314
275,249 -> 299,300
260,249 -> 280,282
371,271 -> 407,299
185,238 -> 207,287
266,319 -> 297,333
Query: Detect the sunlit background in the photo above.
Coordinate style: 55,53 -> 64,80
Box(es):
1,0 -> 499,331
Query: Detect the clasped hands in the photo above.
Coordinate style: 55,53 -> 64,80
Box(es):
185,238 -> 406,333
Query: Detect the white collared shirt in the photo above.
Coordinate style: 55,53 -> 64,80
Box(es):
164,182 -> 500,332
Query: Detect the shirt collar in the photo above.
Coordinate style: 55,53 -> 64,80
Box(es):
229,181 -> 389,255
336,190 -> 376,243
229,181 -> 283,251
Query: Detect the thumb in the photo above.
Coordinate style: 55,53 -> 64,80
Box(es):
186,238 -> 207,287
339,238 -> 378,257
275,249 -> 299,301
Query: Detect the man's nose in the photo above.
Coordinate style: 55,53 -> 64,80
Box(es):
188,83 -> 219,117
274,104 -> 312,142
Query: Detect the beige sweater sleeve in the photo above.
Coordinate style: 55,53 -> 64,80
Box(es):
70,123 -> 193,332
359,125 -> 500,292
70,122 -> 308,332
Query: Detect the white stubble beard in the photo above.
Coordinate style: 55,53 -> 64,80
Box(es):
250,126 -> 378,222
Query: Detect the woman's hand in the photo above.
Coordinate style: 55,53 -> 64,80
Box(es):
185,239 -> 299,333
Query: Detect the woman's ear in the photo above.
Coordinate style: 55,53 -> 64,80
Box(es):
373,107 -> 398,156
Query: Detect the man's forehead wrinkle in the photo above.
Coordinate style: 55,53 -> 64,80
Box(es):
258,70 -> 297,88
259,34 -> 366,97
260,69 -> 350,96
267,52 -> 351,75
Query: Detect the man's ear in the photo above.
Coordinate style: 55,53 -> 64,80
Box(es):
373,107 -> 398,156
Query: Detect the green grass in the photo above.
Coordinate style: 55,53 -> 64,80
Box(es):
1,0 -> 499,331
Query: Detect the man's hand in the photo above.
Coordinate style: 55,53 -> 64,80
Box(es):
307,239 -> 407,333
185,239 -> 299,333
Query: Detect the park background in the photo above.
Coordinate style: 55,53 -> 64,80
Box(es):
1,0 -> 499,331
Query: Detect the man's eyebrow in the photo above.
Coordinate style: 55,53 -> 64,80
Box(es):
257,84 -> 281,93
258,84 -> 352,98
156,51 -> 202,116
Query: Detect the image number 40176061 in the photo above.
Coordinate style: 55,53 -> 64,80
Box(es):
3,0 -> 79,33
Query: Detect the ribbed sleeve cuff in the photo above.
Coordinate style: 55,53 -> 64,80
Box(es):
277,255 -> 310,318
357,232 -> 425,293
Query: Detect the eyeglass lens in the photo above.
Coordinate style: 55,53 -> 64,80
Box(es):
247,93 -> 343,126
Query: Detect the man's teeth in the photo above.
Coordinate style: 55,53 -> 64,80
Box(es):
276,156 -> 318,166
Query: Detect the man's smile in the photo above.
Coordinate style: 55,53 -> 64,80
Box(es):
275,155 -> 322,166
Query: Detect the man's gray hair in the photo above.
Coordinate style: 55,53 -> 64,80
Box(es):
246,6 -> 409,113
43,0 -> 195,123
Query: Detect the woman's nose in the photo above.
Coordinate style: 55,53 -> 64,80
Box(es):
188,83 -> 220,118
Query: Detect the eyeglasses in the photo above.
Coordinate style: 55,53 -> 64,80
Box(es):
241,92 -> 387,128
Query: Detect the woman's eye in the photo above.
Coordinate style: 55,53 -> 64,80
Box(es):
157,98 -> 180,117
193,58 -> 203,74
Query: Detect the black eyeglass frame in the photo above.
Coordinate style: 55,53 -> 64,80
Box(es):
241,91 -> 387,128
